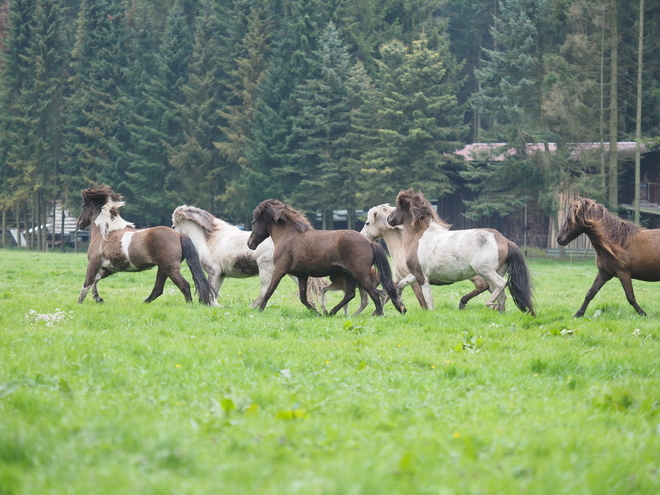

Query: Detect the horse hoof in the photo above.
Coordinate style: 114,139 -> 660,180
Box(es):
95,298 -> 104,303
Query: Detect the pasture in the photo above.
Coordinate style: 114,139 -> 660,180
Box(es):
1,249 -> 659,494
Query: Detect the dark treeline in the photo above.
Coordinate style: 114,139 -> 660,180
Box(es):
0,0 -> 658,246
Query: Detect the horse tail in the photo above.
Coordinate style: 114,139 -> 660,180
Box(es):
180,235 -> 216,305
371,242 -> 406,314
506,242 -> 535,316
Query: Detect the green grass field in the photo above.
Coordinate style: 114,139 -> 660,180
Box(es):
1,248 -> 659,494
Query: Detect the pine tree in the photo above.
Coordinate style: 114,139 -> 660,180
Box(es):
287,21 -> 352,228
64,0 -> 132,195
215,1 -> 272,220
362,34 -> 465,205
165,0 -> 227,212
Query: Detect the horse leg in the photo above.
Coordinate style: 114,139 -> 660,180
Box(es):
257,268 -> 287,311
78,260 -> 103,303
480,271 -> 508,312
574,270 -> 613,317
298,276 -> 319,313
458,276 -> 490,310
410,282 -> 428,310
397,273 -> 433,309
352,286 -> 370,316
617,272 -> 646,316
320,275 -> 346,315
91,269 -> 113,303
328,276 -> 357,316
144,267 -> 169,303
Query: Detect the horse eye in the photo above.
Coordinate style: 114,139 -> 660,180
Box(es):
365,221 -> 370,225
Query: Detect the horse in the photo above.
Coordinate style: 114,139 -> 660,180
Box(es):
247,199 -> 406,316
557,197 -> 660,316
360,204 -> 491,309
77,185 -> 216,305
171,205 -> 324,308
387,189 -> 535,315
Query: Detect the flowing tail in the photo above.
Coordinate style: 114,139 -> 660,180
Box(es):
506,242 -> 535,315
371,243 -> 406,314
180,235 -> 216,305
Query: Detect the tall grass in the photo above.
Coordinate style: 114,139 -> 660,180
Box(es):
1,249 -> 659,494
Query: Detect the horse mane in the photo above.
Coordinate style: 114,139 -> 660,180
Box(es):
253,199 -> 313,233
81,185 -> 134,238
395,189 -> 451,228
569,197 -> 641,259
172,205 -> 238,242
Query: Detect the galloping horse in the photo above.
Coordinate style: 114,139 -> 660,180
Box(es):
557,197 -> 660,316
361,204 -> 490,309
387,189 -> 535,315
247,199 -> 406,316
77,185 -> 215,305
172,205 -> 324,307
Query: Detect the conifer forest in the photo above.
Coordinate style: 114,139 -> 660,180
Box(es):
0,0 -> 658,242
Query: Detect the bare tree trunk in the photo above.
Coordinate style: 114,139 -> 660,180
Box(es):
27,200 -> 33,250
1,209 -> 5,247
608,0 -> 619,208
634,0 -> 644,224
15,206 -> 21,248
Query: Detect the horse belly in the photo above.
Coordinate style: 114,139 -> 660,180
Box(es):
418,239 -> 475,284
102,231 -> 154,272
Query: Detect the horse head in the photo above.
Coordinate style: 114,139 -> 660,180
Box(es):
78,185 -> 121,230
361,204 -> 398,240
557,197 -> 595,245
389,189 -> 445,228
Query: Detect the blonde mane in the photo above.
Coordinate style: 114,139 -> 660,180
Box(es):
172,205 -> 238,242
95,199 -> 134,239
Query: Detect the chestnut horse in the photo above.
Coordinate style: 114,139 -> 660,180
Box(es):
557,197 -> 660,316
247,199 -> 406,316
77,185 -> 215,305
388,189 -> 535,315
361,203 -> 490,309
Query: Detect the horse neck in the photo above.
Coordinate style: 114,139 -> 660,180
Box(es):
268,222 -> 294,245
380,228 -> 406,260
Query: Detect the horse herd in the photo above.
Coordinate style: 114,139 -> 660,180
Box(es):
76,185 -> 660,318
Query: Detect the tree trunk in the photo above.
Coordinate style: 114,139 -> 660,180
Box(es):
634,0 -> 644,224
607,0 -> 619,208
1,209 -> 5,247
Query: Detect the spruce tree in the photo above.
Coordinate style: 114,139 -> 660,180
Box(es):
288,21 -> 352,228
64,0 -> 132,195
165,0 -> 227,212
363,34 -> 465,205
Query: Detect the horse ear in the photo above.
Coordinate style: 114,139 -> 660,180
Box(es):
270,206 -> 285,223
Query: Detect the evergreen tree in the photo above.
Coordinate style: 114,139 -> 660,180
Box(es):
362,34 -> 465,206
0,0 -> 36,209
165,0 -> 227,212
288,21 -> 352,228
64,0 -> 132,195
215,1 -> 272,220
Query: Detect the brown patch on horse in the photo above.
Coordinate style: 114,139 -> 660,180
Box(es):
253,199 -> 313,233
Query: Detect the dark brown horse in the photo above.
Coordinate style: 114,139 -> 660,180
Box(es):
247,199 -> 406,316
557,197 -> 660,316
77,185 -> 215,305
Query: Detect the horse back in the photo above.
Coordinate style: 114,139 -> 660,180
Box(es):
275,229 -> 374,277
106,226 -> 183,271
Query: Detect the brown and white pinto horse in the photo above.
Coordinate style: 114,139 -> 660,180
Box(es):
247,199 -> 406,316
557,197 -> 660,316
387,189 -> 535,315
77,185 -> 215,305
